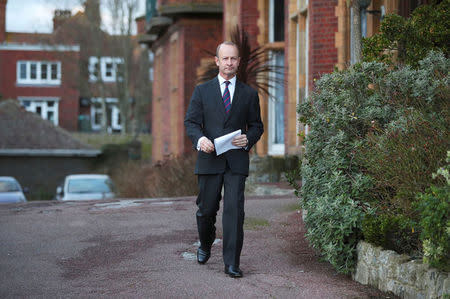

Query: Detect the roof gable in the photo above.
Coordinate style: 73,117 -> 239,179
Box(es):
0,100 -> 93,150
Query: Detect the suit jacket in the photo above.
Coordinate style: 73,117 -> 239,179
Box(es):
184,77 -> 264,176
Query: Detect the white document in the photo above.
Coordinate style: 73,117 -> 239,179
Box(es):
214,129 -> 241,156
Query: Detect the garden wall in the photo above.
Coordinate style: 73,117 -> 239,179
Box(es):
353,241 -> 449,298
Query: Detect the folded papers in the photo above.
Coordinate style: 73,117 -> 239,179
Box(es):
214,129 -> 241,156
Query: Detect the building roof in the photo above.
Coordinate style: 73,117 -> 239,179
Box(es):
5,32 -> 52,44
0,100 -> 96,152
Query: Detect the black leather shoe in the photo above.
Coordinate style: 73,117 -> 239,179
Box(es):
197,248 -> 210,264
224,265 -> 243,278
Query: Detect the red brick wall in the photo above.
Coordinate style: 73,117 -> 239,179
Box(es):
136,17 -> 146,35
151,17 -> 221,161
308,0 -> 339,92
0,49 -> 80,131
239,0 -> 260,50
182,18 -> 222,153
0,0 -> 6,43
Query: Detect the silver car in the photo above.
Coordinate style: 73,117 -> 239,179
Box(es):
56,174 -> 116,201
0,176 -> 27,204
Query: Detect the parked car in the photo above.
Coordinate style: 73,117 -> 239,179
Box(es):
56,174 -> 116,201
0,176 -> 27,204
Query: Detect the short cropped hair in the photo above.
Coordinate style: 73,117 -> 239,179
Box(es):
216,41 -> 239,57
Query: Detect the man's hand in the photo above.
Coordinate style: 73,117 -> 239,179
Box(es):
232,134 -> 248,148
199,138 -> 215,153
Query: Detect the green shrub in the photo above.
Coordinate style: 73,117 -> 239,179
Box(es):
298,62 -> 390,274
362,214 -> 420,256
360,115 -> 448,216
415,153 -> 450,271
363,0 -> 450,67
295,51 -> 449,274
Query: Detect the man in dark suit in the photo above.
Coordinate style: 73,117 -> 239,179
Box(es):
184,41 -> 264,278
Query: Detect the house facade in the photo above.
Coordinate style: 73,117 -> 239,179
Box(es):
140,0 -> 223,160
145,0 -> 424,161
0,0 -> 151,133
0,0 -> 80,131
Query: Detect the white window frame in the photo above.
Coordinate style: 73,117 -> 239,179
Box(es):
89,57 -> 124,82
268,51 -> 285,156
111,106 -> 121,130
90,97 -> 122,131
269,0 -> 275,43
269,0 -> 285,43
18,97 -> 60,126
16,61 -> 61,85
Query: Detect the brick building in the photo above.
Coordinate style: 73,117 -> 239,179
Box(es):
144,0 -> 422,161
0,0 -> 151,133
0,0 -> 80,131
141,0 -> 222,160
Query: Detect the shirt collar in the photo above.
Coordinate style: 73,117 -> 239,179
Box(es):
218,74 -> 236,86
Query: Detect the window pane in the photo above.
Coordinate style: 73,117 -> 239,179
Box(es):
94,62 -> 99,77
30,63 -> 37,79
19,63 -> 27,79
94,111 -> 102,125
68,178 -> 111,193
47,111 -> 54,122
0,181 -> 20,192
274,0 -> 285,41
41,63 -> 48,80
51,64 -> 58,80
105,63 -> 113,77
22,100 -> 30,107
273,51 -> 285,144
47,101 -> 54,107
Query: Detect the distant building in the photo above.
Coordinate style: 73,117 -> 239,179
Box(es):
0,0 -> 80,130
0,0 -> 152,133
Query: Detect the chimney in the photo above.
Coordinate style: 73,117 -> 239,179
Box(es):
0,0 -> 7,43
53,9 -> 71,31
85,0 -> 101,28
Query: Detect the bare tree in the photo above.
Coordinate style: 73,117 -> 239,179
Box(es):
42,0 -> 110,132
106,0 -> 139,135
45,0 -> 150,134
86,0 -> 110,132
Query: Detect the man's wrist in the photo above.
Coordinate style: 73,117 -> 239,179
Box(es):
197,136 -> 207,151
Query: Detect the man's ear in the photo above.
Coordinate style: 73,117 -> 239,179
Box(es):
215,56 -> 219,66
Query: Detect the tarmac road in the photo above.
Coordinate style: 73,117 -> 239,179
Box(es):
0,194 -> 394,298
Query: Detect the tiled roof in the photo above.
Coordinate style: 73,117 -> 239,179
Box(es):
5,32 -> 52,44
0,100 -> 92,150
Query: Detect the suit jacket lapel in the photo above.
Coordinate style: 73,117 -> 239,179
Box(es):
211,77 -> 227,119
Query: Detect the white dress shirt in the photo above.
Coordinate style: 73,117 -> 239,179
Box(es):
218,74 -> 236,104
197,75 -> 237,151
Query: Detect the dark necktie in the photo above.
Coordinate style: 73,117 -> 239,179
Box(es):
223,81 -> 231,114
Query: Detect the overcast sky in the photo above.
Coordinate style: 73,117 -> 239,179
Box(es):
6,0 -> 145,34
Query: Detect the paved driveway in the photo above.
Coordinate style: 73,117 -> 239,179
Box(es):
0,195 -> 393,298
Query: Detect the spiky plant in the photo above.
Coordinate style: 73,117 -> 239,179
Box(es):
197,25 -> 284,97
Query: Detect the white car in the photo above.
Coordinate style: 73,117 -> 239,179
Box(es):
0,176 -> 27,204
56,174 -> 116,201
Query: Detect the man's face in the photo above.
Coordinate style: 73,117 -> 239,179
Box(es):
215,44 -> 240,80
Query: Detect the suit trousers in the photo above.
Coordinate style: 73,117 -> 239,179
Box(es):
196,165 -> 246,267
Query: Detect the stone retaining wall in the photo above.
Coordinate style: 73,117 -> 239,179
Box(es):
353,241 -> 449,298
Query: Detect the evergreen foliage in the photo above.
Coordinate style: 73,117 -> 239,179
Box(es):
294,52 -> 449,274
362,0 -> 450,66
415,152 -> 450,271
